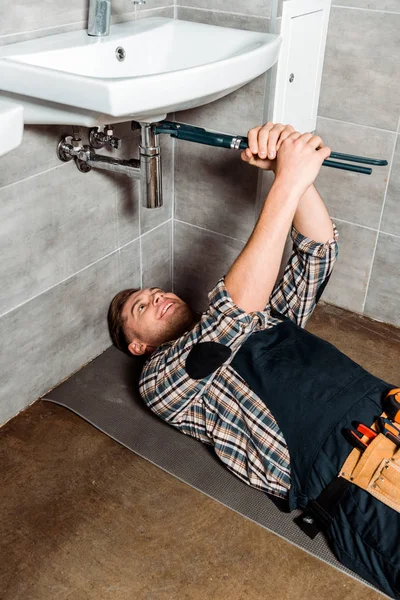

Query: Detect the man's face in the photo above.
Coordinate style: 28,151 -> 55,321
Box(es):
121,287 -> 196,356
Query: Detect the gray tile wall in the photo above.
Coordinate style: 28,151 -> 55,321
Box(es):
174,0 -> 400,331
173,2 -> 273,308
315,2 -> 400,326
2,0 -> 399,425
0,1 -> 173,425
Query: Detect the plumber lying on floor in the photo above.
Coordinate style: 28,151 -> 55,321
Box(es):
108,122 -> 400,598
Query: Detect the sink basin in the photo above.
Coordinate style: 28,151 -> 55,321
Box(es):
0,99 -> 23,157
0,18 -> 281,127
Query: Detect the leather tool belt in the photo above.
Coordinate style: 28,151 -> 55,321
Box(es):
295,411 -> 400,540
339,413 -> 400,513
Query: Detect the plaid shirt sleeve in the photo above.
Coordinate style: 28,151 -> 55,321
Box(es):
138,280 -> 270,429
269,221 -> 339,327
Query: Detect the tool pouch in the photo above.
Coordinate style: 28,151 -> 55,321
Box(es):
340,428 -> 400,513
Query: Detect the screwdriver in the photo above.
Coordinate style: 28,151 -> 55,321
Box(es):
378,417 -> 400,447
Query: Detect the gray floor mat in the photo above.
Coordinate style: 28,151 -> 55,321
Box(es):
43,346 -> 387,598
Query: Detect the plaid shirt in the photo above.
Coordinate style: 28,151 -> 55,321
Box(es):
139,222 -> 339,499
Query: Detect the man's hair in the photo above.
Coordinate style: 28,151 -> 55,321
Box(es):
107,288 -> 140,355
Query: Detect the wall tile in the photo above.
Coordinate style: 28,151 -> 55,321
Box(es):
332,1 -> 400,12
177,0 -> 273,18
364,233 -> 400,327
0,0 -> 86,37
176,74 -> 267,137
174,141 -> 257,241
0,125 -> 73,189
0,162 -> 139,316
174,220 -> 245,313
142,220 -> 172,290
135,4 -> 174,20
381,135 -> 400,237
321,219 -> 377,314
314,117 -> 395,228
0,242 -> 140,426
0,5 -> 174,46
0,0 -> 173,37
120,0 -> 173,10
319,7 -> 400,131
176,7 -> 270,32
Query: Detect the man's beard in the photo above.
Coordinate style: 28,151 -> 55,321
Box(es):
145,304 -> 197,349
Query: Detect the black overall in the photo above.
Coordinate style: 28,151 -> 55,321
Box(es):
227,311 -> 400,598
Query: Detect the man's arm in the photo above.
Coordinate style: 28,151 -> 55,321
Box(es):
225,127 -> 331,313
293,183 -> 334,242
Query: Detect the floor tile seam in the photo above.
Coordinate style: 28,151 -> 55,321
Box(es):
362,132 -> 398,312
317,116 -> 398,135
0,161 -> 69,194
175,5 -> 271,20
174,218 -> 248,243
331,4 -> 400,15
0,237 -> 142,321
42,396 -> 386,598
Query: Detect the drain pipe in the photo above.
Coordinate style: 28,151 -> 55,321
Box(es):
56,123 -> 163,209
139,123 -> 162,209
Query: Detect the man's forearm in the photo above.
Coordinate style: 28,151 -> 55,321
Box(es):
293,184 -> 334,242
225,180 -> 301,313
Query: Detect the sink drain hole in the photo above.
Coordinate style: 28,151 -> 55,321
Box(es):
115,46 -> 126,61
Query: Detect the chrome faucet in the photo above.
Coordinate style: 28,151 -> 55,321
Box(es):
88,0 -> 147,37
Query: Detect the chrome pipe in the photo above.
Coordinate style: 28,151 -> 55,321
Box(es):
139,123 -> 163,209
83,151 -> 141,177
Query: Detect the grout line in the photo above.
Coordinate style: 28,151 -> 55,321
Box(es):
113,194 -> 123,288
139,177 -> 143,290
174,218 -> 248,244
0,161 -> 68,193
139,234 -> 143,289
128,4 -> 175,17
141,217 -> 172,239
171,124 -> 176,294
317,115 -> 398,135
330,216 -> 378,233
0,5 -> 175,45
0,236 -> 141,320
378,229 -> 400,240
331,216 -> 400,240
331,4 -> 400,15
361,133 -> 398,312
175,5 -> 270,20
0,20 -> 86,42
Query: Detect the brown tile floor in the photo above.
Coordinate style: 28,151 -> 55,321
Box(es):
1,302 -> 398,600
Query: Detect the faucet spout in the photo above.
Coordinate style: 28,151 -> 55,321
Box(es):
88,0 -> 112,37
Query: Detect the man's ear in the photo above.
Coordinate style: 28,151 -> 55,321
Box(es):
128,339 -> 148,356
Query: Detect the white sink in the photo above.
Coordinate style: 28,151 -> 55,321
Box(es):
0,99 -> 23,157
0,18 -> 281,127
